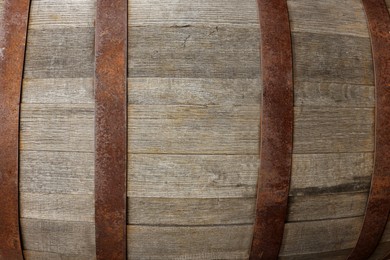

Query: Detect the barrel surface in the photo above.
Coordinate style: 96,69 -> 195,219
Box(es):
0,0 -> 388,259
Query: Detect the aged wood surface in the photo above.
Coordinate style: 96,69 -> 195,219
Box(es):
287,0 -> 369,37
128,0 -> 258,25
21,218 -> 95,255
24,250 -> 94,260
127,225 -> 253,259
28,0 -> 94,29
287,193 -> 367,222
20,193 -> 94,222
280,217 -> 363,256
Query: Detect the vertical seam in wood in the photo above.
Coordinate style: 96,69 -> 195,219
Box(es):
0,0 -> 31,259
250,0 -> 294,259
94,0 -> 128,259
348,0 -> 390,259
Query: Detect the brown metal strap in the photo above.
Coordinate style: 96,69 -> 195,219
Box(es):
250,0 -> 293,259
94,0 -> 127,259
348,0 -> 390,259
0,0 -> 31,259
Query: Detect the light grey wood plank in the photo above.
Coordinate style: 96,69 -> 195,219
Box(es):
293,107 -> 374,154
127,225 -> 252,259
24,27 -> 94,79
280,217 -> 363,256
128,154 -> 258,198
287,193 -> 367,222
22,78 -> 94,104
28,0 -> 95,29
294,81 -> 374,108
128,105 -> 260,155
20,193 -> 94,222
21,218 -> 95,256
291,153 -> 373,196
128,78 -> 261,106
20,104 -> 94,152
128,24 -> 260,79
128,197 -> 255,225
129,0 -> 258,25
24,250 -> 94,260
20,151 -> 93,194
293,32 -> 374,85
287,0 -> 369,37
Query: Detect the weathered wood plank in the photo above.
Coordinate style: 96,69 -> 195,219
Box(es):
28,0 -> 94,29
294,81 -> 374,108
23,28 -> 94,79
21,219 -> 95,256
369,242 -> 390,260
280,217 -> 363,256
287,0 -> 369,37
279,249 -> 352,260
128,78 -> 261,106
24,250 -> 94,260
128,105 -> 260,155
22,78 -> 94,104
128,25 -> 260,79
291,153 -> 373,196
293,32 -> 374,85
127,225 -> 252,259
293,107 -> 374,153
20,151 -> 93,194
20,104 -> 94,152
128,197 -> 255,225
20,193 -> 94,222
128,154 -> 258,198
287,193 -> 367,222
129,0 -> 258,25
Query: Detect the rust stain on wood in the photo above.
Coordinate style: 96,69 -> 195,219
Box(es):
0,0 -> 31,259
348,0 -> 390,259
250,0 -> 293,259
94,0 -> 127,259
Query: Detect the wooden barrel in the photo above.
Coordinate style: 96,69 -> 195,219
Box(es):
0,0 -> 390,259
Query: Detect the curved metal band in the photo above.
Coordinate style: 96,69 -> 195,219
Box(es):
348,0 -> 390,259
94,0 -> 128,259
250,0 -> 293,259
0,1 -> 31,259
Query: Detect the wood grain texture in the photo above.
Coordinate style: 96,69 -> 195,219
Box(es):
23,27 -> 94,79
287,193 -> 367,222
292,32 -> 373,85
20,193 -> 94,222
128,154 -> 258,198
279,249 -> 352,260
128,78 -> 261,106
127,225 -> 252,259
22,78 -> 94,104
280,217 -> 363,256
294,81 -> 374,108
290,153 -> 373,196
128,24 -> 260,79
287,0 -> 369,37
128,105 -> 260,155
24,250 -> 94,260
21,218 -> 95,255
128,0 -> 258,25
293,107 -> 374,153
28,0 -> 94,29
369,242 -> 390,260
20,104 -> 94,152
128,197 -> 255,225
20,151 -> 93,194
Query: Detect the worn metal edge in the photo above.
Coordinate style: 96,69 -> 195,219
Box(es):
0,0 -> 31,259
250,0 -> 294,259
94,0 -> 128,259
348,1 -> 390,259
